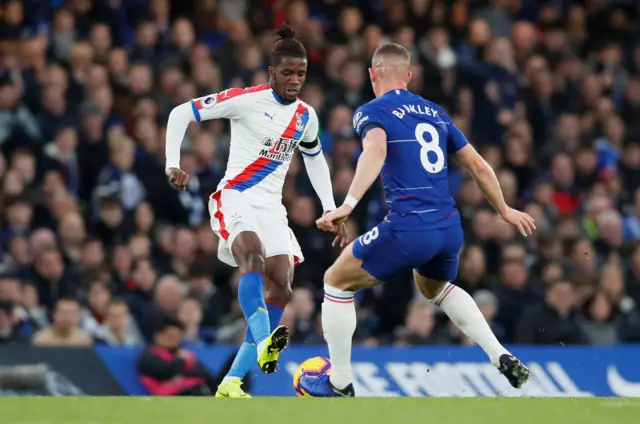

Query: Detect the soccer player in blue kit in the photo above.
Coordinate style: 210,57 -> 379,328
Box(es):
316,43 -> 536,397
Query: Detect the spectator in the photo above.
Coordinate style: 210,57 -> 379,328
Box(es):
134,202 -> 155,236
492,259 -> 541,342
139,274 -> 184,342
57,212 -> 86,264
0,300 -> 21,343
14,282 -> 49,337
125,258 -> 158,326
169,228 -> 197,278
44,127 -> 80,195
516,280 -> 587,345
473,290 -> 505,343
580,291 -> 619,345
288,286 -> 322,344
137,314 -> 219,396
95,299 -> 144,346
0,273 -> 21,304
0,72 -> 41,155
455,245 -> 488,294
33,298 -> 93,346
22,247 -> 78,310
394,301 -> 445,346
80,237 -> 105,278
0,0 -> 638,351
186,262 -> 226,329
80,281 -> 112,339
95,134 -> 145,213
178,298 -> 206,345
90,188 -> 130,247
600,263 -> 640,342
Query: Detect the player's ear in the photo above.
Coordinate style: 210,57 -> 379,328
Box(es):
406,70 -> 413,84
368,67 -> 375,82
268,66 -> 275,80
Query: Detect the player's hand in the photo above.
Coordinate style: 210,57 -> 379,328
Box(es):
317,205 -> 352,231
332,221 -> 349,248
166,167 -> 189,190
500,207 -> 536,237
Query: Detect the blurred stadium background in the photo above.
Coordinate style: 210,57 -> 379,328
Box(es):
0,0 -> 639,398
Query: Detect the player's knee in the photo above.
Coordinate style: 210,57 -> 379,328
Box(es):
324,266 -> 354,291
415,275 -> 448,299
242,251 -> 266,274
265,283 -> 292,307
323,266 -> 337,287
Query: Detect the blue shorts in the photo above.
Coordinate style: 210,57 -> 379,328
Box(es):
352,221 -> 464,283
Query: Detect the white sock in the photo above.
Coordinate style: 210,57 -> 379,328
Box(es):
322,284 -> 356,390
256,339 -> 267,355
430,283 -> 509,366
221,376 -> 235,385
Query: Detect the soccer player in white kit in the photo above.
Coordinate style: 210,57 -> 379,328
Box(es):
165,25 -> 347,398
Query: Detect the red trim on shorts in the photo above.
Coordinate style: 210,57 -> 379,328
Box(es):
211,191 -> 229,240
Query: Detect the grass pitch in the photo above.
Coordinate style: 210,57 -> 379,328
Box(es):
1,397 -> 639,424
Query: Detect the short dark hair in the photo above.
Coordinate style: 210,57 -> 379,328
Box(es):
132,257 -> 155,273
155,313 -> 184,334
0,300 -> 13,314
270,24 -> 307,66
55,297 -> 79,310
373,43 -> 411,61
10,147 -> 35,161
4,195 -> 30,209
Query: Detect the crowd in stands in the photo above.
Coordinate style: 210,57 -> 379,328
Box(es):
1,0 -> 640,348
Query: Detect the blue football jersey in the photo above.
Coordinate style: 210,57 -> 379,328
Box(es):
353,89 -> 469,230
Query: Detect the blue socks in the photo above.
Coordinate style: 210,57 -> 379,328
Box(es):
226,300 -> 286,380
227,341 -> 256,380
266,302 -> 285,331
237,272 -> 270,346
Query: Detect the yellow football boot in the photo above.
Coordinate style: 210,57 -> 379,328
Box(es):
257,325 -> 290,374
215,378 -> 251,398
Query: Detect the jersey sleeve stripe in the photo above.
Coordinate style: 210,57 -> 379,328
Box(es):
217,84 -> 270,104
223,157 -> 282,192
190,100 -> 201,122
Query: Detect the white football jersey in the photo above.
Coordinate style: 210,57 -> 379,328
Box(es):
190,84 -> 321,201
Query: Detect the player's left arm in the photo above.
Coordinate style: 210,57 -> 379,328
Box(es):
299,108 -> 336,212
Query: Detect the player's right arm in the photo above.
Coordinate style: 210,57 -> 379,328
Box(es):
165,88 -> 246,188
451,125 -> 536,237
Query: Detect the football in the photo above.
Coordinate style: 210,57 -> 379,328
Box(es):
293,357 -> 332,397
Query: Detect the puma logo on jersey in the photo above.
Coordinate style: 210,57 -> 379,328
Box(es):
264,112 -> 275,121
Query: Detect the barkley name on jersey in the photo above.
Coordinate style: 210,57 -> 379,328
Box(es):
183,84 -> 321,197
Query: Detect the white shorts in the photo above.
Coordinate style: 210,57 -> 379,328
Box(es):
208,189 -> 304,267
